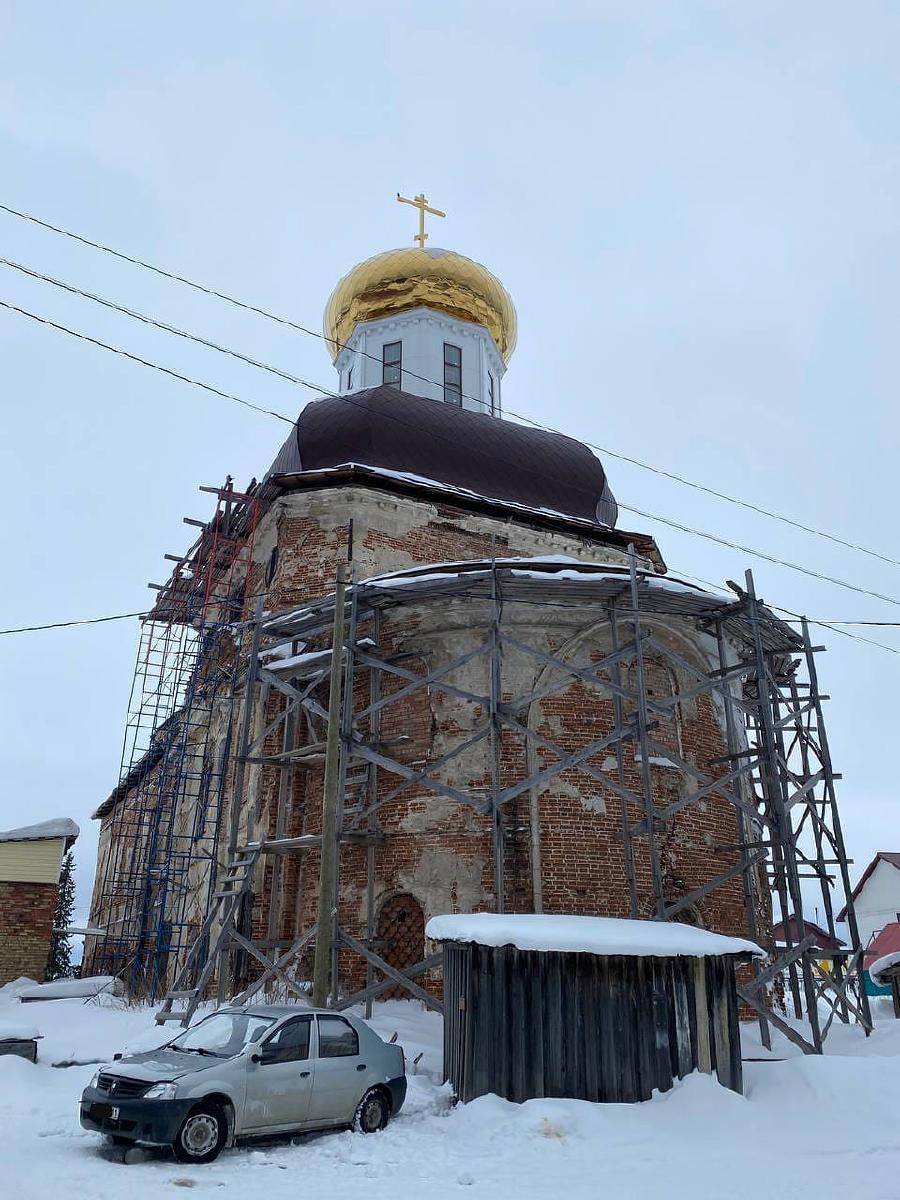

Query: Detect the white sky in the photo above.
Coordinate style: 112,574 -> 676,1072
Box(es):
0,3 -> 897,925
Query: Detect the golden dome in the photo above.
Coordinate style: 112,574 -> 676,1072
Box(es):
323,246 -> 517,364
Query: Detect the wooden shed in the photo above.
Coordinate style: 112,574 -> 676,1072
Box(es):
427,913 -> 763,1104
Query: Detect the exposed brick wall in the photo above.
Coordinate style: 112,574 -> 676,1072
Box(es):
87,481 -> 770,999
0,880 -> 57,984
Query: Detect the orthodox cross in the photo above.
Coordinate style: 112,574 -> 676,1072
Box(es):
396,191 -> 446,247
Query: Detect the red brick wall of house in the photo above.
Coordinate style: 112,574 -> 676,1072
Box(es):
0,881 -> 57,985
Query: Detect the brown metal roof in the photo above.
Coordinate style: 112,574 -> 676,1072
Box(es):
266,386 -> 620,528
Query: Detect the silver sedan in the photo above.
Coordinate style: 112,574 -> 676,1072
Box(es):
79,1004 -> 407,1163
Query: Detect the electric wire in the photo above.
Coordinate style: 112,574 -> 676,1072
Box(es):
0,299 -> 296,424
0,610 -> 148,635
0,255 -> 341,407
5,288 -> 900,621
0,290 -> 628,505
617,502 -> 900,612
2,198 -> 896,572
4,567 -> 900,659
4,232 -> 900,644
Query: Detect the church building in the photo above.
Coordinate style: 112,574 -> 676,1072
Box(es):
86,195 -> 795,1014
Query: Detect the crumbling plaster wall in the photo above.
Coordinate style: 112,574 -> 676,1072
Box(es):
363,597 -> 755,937
252,485 -> 645,609
236,486 -> 763,983
92,479 -> 762,995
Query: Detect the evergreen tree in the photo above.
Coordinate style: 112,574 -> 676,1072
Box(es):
46,851 -> 76,980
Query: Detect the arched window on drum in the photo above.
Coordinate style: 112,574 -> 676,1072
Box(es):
626,656 -> 682,765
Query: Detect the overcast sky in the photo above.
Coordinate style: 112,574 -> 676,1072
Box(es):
0,3 -> 898,929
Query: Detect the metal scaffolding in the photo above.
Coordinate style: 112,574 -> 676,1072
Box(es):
149,551 -> 870,1053
87,480 -> 259,998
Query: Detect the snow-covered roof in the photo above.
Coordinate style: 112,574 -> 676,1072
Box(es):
361,556 -> 715,593
425,913 -> 764,959
269,557 -> 722,631
261,638 -> 375,674
869,950 -> 900,984
16,976 -> 122,1002
0,818 -> 79,844
0,1022 -> 41,1041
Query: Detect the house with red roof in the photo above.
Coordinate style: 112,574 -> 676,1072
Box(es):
771,915 -> 845,953
838,851 -> 900,952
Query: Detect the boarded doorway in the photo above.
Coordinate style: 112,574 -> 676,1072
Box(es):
376,893 -> 425,998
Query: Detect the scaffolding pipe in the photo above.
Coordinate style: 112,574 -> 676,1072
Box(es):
312,563 -> 348,1008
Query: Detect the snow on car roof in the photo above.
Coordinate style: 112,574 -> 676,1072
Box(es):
425,913 -> 764,959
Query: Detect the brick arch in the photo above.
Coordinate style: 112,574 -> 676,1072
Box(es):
375,892 -> 426,997
524,613 -> 619,910
523,611 -> 728,919
642,891 -> 707,928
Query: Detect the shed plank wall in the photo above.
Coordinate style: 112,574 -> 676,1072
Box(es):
443,944 -> 743,1104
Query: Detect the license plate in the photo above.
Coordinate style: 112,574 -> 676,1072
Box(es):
111,1107 -> 120,1121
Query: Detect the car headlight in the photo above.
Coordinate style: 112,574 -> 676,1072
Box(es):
144,1082 -> 178,1100
89,1070 -> 101,1089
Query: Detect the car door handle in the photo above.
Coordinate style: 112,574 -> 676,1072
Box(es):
300,1070 -> 310,1078
356,1064 -> 366,1071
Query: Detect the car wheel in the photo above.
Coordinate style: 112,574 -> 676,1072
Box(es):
354,1088 -> 390,1134
173,1103 -> 228,1164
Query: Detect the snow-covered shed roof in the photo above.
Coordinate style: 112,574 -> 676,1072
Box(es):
869,950 -> 900,984
425,913 -> 764,960
0,818 -> 79,846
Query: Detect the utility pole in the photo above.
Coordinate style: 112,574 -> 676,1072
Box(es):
312,563 -> 348,1008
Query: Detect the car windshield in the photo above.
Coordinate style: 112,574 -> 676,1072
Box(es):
169,1012 -> 275,1058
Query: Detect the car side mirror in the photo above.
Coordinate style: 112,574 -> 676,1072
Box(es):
249,1043 -> 276,1065
113,1053 -> 122,1061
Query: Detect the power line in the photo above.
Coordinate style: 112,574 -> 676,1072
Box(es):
0,291 -> 613,506
657,564 -> 900,657
2,198 -> 896,573
4,574 -> 899,658
0,255 -> 341,406
0,299 -> 295,424
769,607 -> 900,657
618,502 -> 900,612
0,201 -> 479,403
0,201 -> 329,339
0,610 -> 147,636
503,409 -> 900,572
6,287 -> 900,622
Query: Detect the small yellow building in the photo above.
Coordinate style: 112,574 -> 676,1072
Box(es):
0,818 -> 79,985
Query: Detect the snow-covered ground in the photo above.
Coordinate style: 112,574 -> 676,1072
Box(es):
3,985 -> 900,1200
